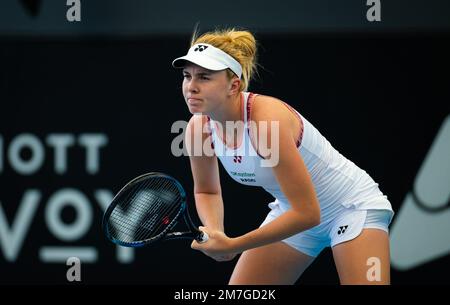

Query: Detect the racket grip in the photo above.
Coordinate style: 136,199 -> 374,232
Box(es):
197,231 -> 209,243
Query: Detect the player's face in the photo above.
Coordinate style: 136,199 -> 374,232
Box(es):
182,64 -> 231,114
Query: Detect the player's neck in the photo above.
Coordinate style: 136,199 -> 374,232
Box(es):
209,92 -> 242,126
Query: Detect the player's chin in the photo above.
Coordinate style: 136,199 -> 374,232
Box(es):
212,254 -> 236,262
186,99 -> 206,112
187,105 -> 204,114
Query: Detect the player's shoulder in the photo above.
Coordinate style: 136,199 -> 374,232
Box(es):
251,93 -> 298,122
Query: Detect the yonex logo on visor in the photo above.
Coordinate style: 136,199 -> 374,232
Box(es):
172,43 -> 243,79
194,45 -> 208,52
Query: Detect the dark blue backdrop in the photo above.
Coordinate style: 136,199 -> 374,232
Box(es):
0,32 -> 449,285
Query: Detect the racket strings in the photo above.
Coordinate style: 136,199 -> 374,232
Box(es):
111,176 -> 171,228
132,181 -> 183,241
108,179 -> 161,236
128,183 -> 181,240
111,182 -> 168,231
108,176 -> 183,243
109,184 -> 178,242
109,177 -> 173,240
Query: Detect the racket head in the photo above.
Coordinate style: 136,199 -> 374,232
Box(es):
102,172 -> 187,247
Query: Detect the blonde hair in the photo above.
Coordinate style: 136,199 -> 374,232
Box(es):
191,28 -> 258,92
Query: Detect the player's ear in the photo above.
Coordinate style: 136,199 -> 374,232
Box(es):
228,77 -> 241,96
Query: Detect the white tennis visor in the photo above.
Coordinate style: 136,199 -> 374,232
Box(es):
172,43 -> 242,79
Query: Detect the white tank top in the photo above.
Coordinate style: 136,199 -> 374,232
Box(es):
208,92 -> 393,218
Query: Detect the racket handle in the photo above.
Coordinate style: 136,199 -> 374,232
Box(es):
197,231 -> 209,243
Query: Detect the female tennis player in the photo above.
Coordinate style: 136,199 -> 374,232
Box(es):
172,28 -> 394,284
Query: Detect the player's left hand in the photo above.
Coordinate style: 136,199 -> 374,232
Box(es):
191,226 -> 238,261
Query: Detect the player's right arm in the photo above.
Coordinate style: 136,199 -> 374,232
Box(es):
186,115 -> 225,232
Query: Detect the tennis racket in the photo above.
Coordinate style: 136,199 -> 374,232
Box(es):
102,172 -> 208,247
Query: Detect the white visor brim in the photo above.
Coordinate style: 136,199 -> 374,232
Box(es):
172,43 -> 242,79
